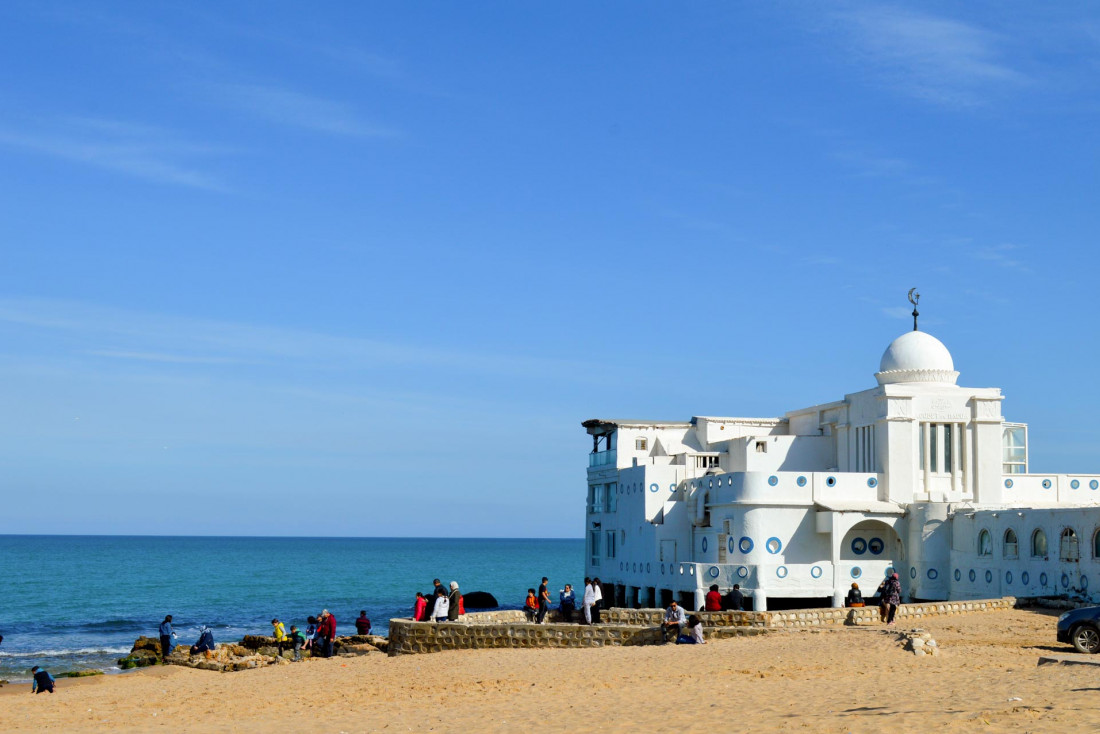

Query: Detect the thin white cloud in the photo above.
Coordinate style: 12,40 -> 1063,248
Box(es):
972,243 -> 1030,272
834,7 -> 1027,107
0,298 -> 585,379
213,83 -> 398,138
0,117 -> 230,191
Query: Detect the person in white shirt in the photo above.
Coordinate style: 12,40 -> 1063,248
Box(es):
582,576 -> 595,625
432,588 -> 450,622
677,614 -> 706,644
592,577 -> 604,624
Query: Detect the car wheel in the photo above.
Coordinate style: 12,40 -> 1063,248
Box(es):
1073,624 -> 1100,654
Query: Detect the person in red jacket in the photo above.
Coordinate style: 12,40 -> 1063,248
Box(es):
355,610 -> 371,635
319,609 -> 337,657
704,584 -> 723,611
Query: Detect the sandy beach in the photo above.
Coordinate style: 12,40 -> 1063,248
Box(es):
2,607 -> 1098,733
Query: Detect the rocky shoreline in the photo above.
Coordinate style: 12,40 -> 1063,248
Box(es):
119,633 -> 390,673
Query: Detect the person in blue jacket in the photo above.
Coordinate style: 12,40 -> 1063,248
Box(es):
159,615 -> 175,662
559,584 -> 576,623
31,666 -> 55,694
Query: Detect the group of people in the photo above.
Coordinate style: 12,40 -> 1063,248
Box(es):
414,579 -> 463,622
153,607 -> 368,664
845,572 -> 903,624
704,584 -> 745,611
527,577 -> 604,624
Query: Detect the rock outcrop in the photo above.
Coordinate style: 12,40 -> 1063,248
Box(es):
461,591 -> 499,609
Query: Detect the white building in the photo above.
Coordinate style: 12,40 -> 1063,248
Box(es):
583,326 -> 1100,611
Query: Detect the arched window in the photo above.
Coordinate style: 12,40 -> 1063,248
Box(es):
978,529 -> 992,556
1060,527 -> 1079,562
1032,529 -> 1047,558
1004,529 -> 1018,559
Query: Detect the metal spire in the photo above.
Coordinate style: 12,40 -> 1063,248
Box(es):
908,288 -> 920,331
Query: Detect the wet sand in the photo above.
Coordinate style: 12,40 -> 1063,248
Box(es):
2,607 -> 1098,732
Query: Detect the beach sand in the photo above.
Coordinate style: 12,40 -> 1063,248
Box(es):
2,607 -> 1098,732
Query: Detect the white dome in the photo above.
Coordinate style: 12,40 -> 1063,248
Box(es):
875,331 -> 958,386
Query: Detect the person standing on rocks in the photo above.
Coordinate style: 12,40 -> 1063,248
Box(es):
537,577 -> 551,624
159,615 -> 175,662
320,610 -> 337,657
271,618 -> 287,657
591,577 -> 603,624
582,577 -> 595,625
288,625 -> 306,662
447,582 -> 461,621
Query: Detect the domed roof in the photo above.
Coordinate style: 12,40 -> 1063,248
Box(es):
875,330 -> 959,386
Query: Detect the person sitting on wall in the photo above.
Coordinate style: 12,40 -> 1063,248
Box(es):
846,583 -> 865,607
705,584 -> 723,611
662,600 -> 687,643
559,584 -> 576,623
524,588 -> 539,622
729,584 -> 745,611
677,615 -> 706,644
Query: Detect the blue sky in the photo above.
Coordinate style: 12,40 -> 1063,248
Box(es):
1,2 -> 1099,537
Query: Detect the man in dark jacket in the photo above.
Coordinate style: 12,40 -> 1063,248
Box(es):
355,611 -> 372,635
729,584 -> 745,611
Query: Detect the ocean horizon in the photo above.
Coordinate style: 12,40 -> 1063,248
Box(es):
0,535 -> 584,681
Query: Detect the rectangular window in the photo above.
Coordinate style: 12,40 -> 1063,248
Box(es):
1003,424 -> 1027,474
589,530 -> 601,566
606,483 -> 617,513
606,530 -> 617,559
930,423 -> 938,473
695,456 -> 719,469
635,438 -> 647,451
943,423 -> 953,474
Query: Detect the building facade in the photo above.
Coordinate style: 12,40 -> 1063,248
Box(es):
583,328 -> 1100,611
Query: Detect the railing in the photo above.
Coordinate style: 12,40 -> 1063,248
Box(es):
589,449 -> 617,468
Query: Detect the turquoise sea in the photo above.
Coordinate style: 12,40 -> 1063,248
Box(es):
0,536 -> 583,681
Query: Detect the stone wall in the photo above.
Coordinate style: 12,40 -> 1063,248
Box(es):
387,597 -> 1016,656
604,597 -> 1017,628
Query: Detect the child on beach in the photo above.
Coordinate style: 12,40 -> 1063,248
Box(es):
30,666 -> 55,694
431,588 -> 449,622
304,616 -> 317,651
271,619 -> 287,656
288,625 -> 306,661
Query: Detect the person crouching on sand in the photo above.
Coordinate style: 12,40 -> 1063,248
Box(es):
432,587 -> 449,622
30,666 -> 55,694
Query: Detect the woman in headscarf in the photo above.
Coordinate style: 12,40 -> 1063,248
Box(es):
190,625 -> 215,655
447,581 -> 461,621
882,572 -> 902,625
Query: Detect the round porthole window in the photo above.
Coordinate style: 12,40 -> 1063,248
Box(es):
968,569 -> 976,582
708,566 -> 720,579
985,570 -> 993,583
768,475 -> 779,486
1006,571 -> 1013,584
927,568 -> 938,580
647,563 -> 651,573
1022,571 -> 1030,585
851,567 -> 862,579
689,566 -> 695,576
851,538 -> 867,555
650,483 -> 660,493
954,569 -> 961,581
1083,575 -> 1090,590
1040,572 -> 1048,586
910,567 -> 917,579
633,563 -> 637,572
1005,479 -> 1014,489
826,476 -> 837,487
1042,479 -> 1052,489
797,476 -> 807,487
679,564 -> 685,575
868,538 -> 884,555
1062,573 -> 1070,588
811,565 -> 823,579
1072,479 -> 1081,490
728,536 -> 736,554
766,537 -> 782,554
737,566 -> 748,578
739,537 -> 754,554
776,566 -> 788,578
1092,480 -> 1099,490
867,477 -> 878,488
702,537 -> 708,553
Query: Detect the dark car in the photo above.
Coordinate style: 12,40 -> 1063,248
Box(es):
1057,606 -> 1100,654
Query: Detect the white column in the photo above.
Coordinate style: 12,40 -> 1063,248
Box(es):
922,422 -> 931,493
753,590 -> 767,612
951,423 -> 962,494
963,423 -> 972,496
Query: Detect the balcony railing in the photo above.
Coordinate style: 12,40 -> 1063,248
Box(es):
589,449 -> 617,468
